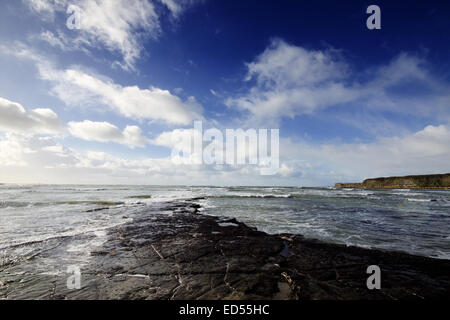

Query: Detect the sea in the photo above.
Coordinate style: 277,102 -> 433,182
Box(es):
1,184 -> 449,274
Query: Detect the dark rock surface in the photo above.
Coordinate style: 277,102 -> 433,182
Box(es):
1,200 -> 449,300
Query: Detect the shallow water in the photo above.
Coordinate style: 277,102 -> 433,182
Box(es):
202,187 -> 450,259
0,184 -> 449,272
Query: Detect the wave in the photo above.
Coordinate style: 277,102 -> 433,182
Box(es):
0,234 -> 73,251
206,194 -> 292,199
56,200 -> 125,205
0,200 -> 126,208
205,190 -> 380,200
0,218 -> 131,252
0,201 -> 33,208
287,192 -> 374,199
127,195 -> 152,199
406,198 -> 435,202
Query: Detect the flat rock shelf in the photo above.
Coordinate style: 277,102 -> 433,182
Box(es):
1,199 -> 449,300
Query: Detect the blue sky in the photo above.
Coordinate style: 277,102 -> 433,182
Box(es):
0,0 -> 449,186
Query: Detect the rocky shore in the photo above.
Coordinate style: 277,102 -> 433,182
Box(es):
1,199 -> 450,300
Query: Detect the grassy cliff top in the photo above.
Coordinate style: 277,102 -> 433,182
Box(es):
335,173 -> 450,189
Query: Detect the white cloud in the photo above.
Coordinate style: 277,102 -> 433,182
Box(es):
279,125 -> 450,184
245,39 -> 348,87
226,39 -> 450,126
0,97 -> 64,134
159,0 -> 183,17
1,124 -> 448,185
68,120 -> 149,148
278,163 -> 295,177
152,128 -> 196,152
0,96 -> 150,148
37,31 -> 71,51
0,134 -> 77,172
26,0 -> 203,70
226,39 -> 357,122
159,0 -> 202,18
26,0 -> 159,70
41,144 -> 67,155
74,0 -> 160,71
0,45 -> 203,125
41,67 -> 203,125
0,133 -> 222,184
26,0 -> 63,15
0,42 -> 42,61
0,134 -> 30,167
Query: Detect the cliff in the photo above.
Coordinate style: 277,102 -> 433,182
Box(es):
334,173 -> 450,189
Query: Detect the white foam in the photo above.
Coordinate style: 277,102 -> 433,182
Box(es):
114,274 -> 150,279
407,198 -> 431,202
218,222 -> 239,227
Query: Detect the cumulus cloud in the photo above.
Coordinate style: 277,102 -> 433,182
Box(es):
322,125 -> 450,174
226,39 -> 450,126
226,39 -> 356,121
41,67 -> 203,125
68,120 -> 149,148
245,40 -> 348,87
279,124 -> 450,184
1,123 -> 448,185
152,128 -> 197,152
0,134 -> 31,167
0,97 -> 64,134
0,133 -> 256,185
0,96 -> 150,148
1,45 -> 203,125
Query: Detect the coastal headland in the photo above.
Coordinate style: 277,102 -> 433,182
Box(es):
2,199 -> 449,300
335,173 -> 450,189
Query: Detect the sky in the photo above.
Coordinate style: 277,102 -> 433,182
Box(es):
0,0 -> 449,186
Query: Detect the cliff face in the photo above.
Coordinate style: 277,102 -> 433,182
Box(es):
335,173 -> 450,189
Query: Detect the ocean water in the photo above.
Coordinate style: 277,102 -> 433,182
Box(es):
0,184 -> 449,272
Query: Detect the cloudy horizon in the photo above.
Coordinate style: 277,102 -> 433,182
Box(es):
0,0 -> 449,186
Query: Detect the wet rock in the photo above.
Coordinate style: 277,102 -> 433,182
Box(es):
1,200 -> 450,300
